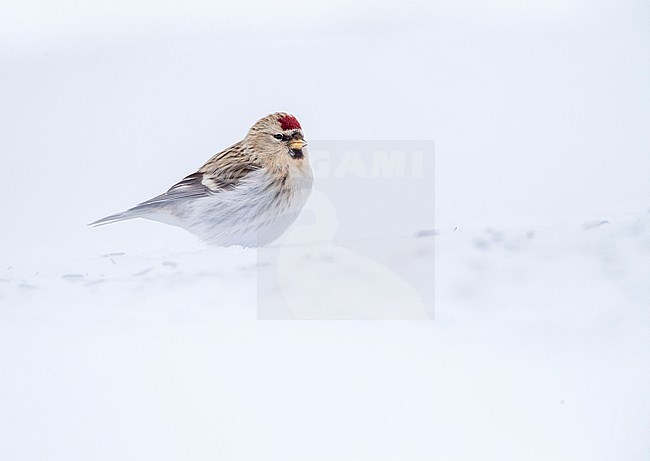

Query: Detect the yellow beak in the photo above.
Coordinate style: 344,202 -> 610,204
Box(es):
288,139 -> 307,150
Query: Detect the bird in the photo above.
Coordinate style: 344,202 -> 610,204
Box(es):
91,112 -> 314,247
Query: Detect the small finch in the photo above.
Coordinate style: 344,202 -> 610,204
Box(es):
91,112 -> 314,247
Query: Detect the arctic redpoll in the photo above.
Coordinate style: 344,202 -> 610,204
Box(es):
91,112 -> 313,247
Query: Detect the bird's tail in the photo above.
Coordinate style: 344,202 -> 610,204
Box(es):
88,208 -> 146,227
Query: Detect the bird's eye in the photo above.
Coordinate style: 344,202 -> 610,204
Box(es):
273,134 -> 283,140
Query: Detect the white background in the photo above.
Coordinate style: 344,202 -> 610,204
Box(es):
1,1 -> 649,460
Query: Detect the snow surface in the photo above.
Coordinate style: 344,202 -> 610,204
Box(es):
1,1 -> 650,460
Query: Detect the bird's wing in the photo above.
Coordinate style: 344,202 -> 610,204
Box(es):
135,172 -> 213,207
136,143 -> 261,208
90,143 -> 261,226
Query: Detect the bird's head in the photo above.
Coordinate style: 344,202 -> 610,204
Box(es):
246,112 -> 308,162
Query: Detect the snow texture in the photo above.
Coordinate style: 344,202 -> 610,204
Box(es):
1,1 -> 649,460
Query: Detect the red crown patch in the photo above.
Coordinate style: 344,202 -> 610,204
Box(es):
279,115 -> 301,131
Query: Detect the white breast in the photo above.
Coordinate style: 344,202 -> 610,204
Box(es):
173,166 -> 313,247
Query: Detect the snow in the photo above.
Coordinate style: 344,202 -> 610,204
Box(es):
1,1 -> 650,460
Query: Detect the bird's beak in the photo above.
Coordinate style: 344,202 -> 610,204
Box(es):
288,139 -> 307,150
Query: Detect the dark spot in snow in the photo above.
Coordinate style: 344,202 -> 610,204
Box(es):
583,220 -> 609,230
473,239 -> 490,250
415,229 -> 438,238
19,283 -> 39,290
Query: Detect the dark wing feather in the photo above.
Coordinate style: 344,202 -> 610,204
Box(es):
134,172 -> 212,208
